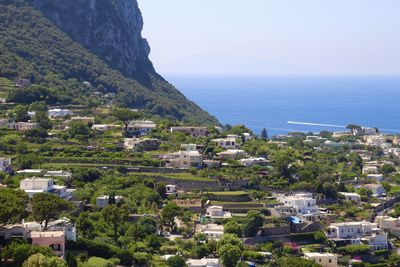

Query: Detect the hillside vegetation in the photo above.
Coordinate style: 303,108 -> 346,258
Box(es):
0,0 -> 218,124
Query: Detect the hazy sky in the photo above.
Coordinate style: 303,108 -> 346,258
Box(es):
138,0 -> 400,76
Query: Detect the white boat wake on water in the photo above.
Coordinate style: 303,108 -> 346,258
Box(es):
287,121 -> 346,128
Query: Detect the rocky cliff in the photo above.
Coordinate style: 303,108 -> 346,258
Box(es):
29,0 -> 157,85
0,0 -> 218,124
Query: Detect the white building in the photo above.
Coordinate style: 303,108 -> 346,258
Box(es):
240,157 -> 269,167
211,137 -> 239,149
186,258 -> 220,267
24,217 -> 76,241
339,192 -> 361,202
375,216 -> 400,235
277,193 -> 318,215
326,221 -> 388,250
48,109 -> 73,118
0,157 -> 11,172
167,150 -> 203,169
364,135 -> 387,147
127,120 -> 156,136
205,206 -> 232,220
303,252 -> 338,267
95,195 -> 123,208
19,177 -> 69,198
200,224 -> 224,240
91,124 -> 118,131
217,149 -> 246,160
362,165 -> 379,175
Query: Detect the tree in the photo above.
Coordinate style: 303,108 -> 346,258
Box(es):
76,212 -> 94,238
68,122 -> 91,140
0,189 -> 28,226
74,168 -> 102,183
218,244 -> 242,267
243,210 -> 263,237
314,231 -> 328,244
112,108 -> 141,132
66,252 -> 78,267
167,255 -> 187,267
31,193 -> 71,229
1,242 -> 54,267
35,111 -> 52,129
217,234 -> 244,267
346,124 -> 362,132
25,128 -> 48,143
23,253 -> 67,267
102,204 -> 128,242
155,182 -> 167,199
380,164 -> 396,175
161,202 -> 183,229
14,105 -> 30,122
224,220 -> 242,237
260,128 -> 268,139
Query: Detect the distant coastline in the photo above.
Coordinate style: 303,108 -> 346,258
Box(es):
168,75 -> 400,136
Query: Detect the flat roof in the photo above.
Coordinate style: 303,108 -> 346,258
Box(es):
30,231 -> 64,238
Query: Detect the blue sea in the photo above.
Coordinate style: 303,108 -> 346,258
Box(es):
167,75 -> 400,136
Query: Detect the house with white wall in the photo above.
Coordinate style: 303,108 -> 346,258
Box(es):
20,177 -> 71,199
127,120 -> 156,136
211,137 -> 239,149
339,192 -> 361,202
199,224 -> 224,240
304,252 -> 338,267
206,206 -> 232,220
48,109 -> 72,118
326,221 -> 388,250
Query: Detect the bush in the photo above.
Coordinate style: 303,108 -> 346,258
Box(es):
338,244 -> 370,256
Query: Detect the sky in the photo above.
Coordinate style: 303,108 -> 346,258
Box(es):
138,0 -> 400,76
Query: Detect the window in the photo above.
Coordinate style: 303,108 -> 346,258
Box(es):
329,259 -> 332,263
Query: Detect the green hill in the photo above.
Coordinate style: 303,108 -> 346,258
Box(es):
0,0 -> 218,124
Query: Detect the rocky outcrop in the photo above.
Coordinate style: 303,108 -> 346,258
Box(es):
29,0 -> 157,84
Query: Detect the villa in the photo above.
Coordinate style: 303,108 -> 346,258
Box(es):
217,149 -> 246,160
48,109 -> 73,118
127,120 -> 157,136
211,137 -> 240,149
205,206 -> 232,220
326,221 -> 388,250
165,150 -> 203,169
240,157 -> 269,167
19,177 -> 70,198
199,224 -> 224,240
30,231 -> 66,258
